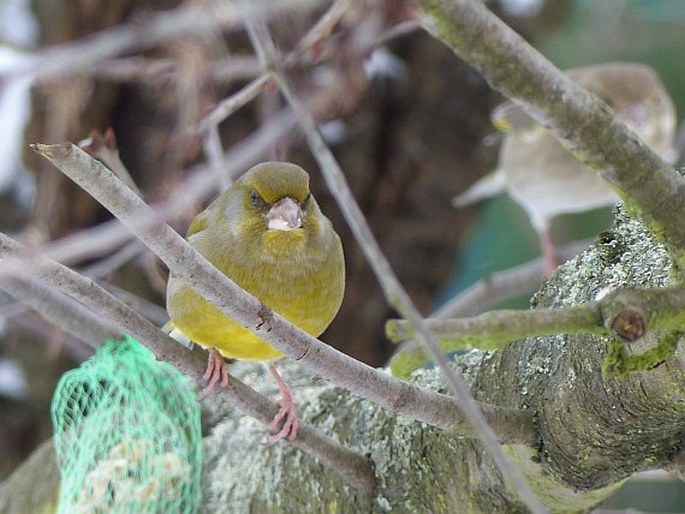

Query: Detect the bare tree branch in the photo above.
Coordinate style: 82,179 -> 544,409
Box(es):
77,239 -> 143,278
0,232 -> 377,492
1,0 -> 322,83
387,283 -> 685,376
28,143 -> 536,448
244,12 -> 548,514
6,2 -> 680,511
195,74 -> 271,134
87,56 -> 262,84
1,272 -> 118,346
434,239 -> 593,319
9,110 -> 297,270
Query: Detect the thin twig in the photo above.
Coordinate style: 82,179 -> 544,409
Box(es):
78,239 -> 143,278
286,0 -> 352,66
245,18 -> 548,514
388,305 -> 601,378
87,55 -> 262,84
203,124 -> 233,192
375,20 -> 422,45
96,282 -> 169,326
389,305 -> 604,345
208,56 -> 264,82
0,298 -> 28,318
1,0 -> 322,83
4,110 -> 297,271
8,314 -> 94,361
88,57 -> 176,81
1,272 -> 118,346
23,218 -> 138,268
79,129 -> 142,196
389,284 -> 685,376
433,239 -> 593,319
195,74 -> 271,134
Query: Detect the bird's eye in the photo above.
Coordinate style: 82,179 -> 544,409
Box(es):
250,190 -> 265,208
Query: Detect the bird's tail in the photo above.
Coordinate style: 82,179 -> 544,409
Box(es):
452,170 -> 506,207
161,320 -> 194,349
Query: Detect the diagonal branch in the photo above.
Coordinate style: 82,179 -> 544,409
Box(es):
389,306 -> 603,346
243,15 -> 548,514
7,110 -> 297,270
0,232 -> 376,492
2,272 -> 119,346
387,305 -> 602,378
194,74 -> 272,135
414,0 -> 685,273
434,239 -> 593,319
29,143 -> 536,448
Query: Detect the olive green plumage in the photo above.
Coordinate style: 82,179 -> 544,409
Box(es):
166,162 -> 345,361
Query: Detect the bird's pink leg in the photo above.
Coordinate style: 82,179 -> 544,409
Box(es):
538,228 -> 558,278
266,364 -> 299,444
201,348 -> 229,396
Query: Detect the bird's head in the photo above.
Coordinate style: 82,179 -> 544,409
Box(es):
235,162 -> 319,238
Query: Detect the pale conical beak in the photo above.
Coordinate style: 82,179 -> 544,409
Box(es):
267,197 -> 303,231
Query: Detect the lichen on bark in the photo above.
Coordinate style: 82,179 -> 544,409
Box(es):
200,205 -> 685,513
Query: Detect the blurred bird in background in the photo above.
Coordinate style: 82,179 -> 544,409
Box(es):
454,62 -> 676,276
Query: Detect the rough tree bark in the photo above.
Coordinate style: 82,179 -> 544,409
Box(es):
3,207 -> 683,512
195,206 -> 684,513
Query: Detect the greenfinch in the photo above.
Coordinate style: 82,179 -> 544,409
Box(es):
166,162 -> 345,442
454,62 -> 676,275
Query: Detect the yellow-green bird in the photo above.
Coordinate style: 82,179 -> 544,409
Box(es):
166,161 -> 345,442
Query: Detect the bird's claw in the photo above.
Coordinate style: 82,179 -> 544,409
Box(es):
266,398 -> 299,444
266,364 -> 299,444
201,348 -> 229,398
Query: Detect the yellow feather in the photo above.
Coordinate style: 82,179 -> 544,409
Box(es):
166,162 -> 345,362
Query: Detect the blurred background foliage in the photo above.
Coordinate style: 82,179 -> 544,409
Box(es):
1,0 -> 685,510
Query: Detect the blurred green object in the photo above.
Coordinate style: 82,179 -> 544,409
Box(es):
51,336 -> 202,514
600,473 -> 685,512
544,0 -> 685,115
436,196 -> 538,310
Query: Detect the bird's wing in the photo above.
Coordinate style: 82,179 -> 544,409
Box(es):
452,170 -> 506,207
185,195 -> 224,238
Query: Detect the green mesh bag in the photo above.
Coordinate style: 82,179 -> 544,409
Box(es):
51,335 -> 202,513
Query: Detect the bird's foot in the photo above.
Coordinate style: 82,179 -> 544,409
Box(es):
266,364 -> 299,444
539,228 -> 558,278
543,254 -> 558,278
201,348 -> 229,397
